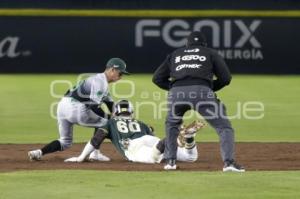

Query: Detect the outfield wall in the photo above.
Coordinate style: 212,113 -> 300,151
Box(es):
1,0 -> 300,10
0,9 -> 300,74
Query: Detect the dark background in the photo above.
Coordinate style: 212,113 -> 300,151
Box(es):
1,0 -> 300,9
0,0 -> 299,74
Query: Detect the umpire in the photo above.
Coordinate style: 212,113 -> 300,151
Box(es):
152,31 -> 245,172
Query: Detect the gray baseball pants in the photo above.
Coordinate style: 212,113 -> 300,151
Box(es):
165,85 -> 235,162
57,97 -> 108,150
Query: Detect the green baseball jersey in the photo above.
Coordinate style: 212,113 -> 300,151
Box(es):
99,117 -> 153,158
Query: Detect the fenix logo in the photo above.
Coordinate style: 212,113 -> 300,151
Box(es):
135,19 -> 261,48
0,36 -> 23,58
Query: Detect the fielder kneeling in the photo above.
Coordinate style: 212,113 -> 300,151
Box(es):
65,100 -> 205,164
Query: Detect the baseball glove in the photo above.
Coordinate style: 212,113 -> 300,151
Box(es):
177,120 -> 205,147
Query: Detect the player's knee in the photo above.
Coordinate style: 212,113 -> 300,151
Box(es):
59,138 -> 72,150
225,127 -> 234,133
188,154 -> 198,162
217,127 -> 234,135
77,116 -> 91,125
166,121 -> 181,136
184,153 -> 198,162
186,149 -> 198,162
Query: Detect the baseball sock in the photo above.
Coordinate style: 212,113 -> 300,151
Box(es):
156,138 -> 166,153
185,137 -> 195,149
77,141 -> 95,162
41,140 -> 62,155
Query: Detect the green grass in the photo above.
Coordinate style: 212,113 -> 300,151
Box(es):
0,170 -> 300,199
0,74 -> 300,143
1,74 -> 300,199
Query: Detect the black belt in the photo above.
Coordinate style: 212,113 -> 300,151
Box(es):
171,78 -> 211,88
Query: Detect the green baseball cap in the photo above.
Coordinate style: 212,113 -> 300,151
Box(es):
106,58 -> 130,75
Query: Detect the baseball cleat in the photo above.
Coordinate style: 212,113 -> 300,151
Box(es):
64,157 -> 79,163
164,159 -> 177,170
223,160 -> 245,172
164,164 -> 177,170
28,149 -> 42,161
88,149 -> 110,162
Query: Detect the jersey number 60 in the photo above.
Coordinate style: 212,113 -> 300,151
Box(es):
116,121 -> 141,133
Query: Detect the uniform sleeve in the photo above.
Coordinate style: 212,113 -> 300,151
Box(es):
211,51 -> 232,92
88,104 -> 111,119
99,123 -> 110,138
102,94 -> 114,113
146,126 -> 155,136
140,122 -> 155,136
152,55 -> 171,90
90,78 -> 105,104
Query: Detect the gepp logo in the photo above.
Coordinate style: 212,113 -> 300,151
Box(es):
0,36 -> 31,58
135,19 -> 263,60
175,55 -> 206,63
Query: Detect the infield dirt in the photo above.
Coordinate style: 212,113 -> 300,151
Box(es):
1,143 -> 300,172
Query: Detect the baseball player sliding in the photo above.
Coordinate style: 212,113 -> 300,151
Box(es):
28,58 -> 129,161
65,100 -> 205,165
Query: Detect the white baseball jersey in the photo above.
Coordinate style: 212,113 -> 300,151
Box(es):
125,135 -> 198,163
102,117 -> 198,164
57,73 -> 112,150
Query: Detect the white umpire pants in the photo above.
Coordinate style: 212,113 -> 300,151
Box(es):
57,97 -> 108,150
125,135 -> 198,164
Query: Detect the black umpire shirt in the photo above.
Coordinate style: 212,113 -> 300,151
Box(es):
152,45 -> 232,92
